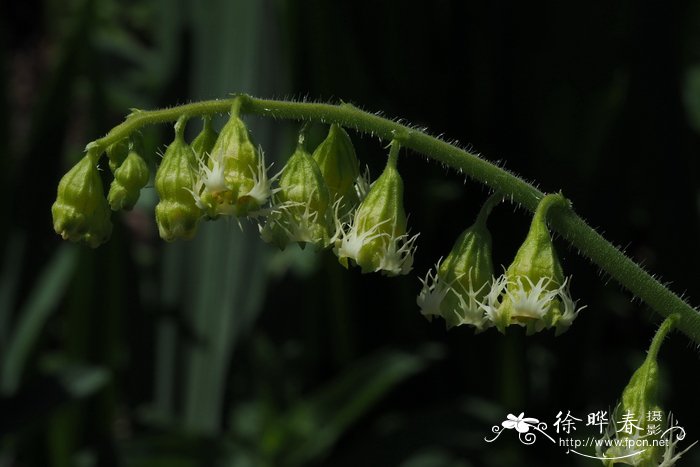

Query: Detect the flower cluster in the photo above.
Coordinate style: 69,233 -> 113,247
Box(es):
51,109 -> 418,276
418,193 -> 585,335
51,104 -> 586,334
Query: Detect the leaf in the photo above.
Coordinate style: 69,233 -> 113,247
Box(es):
276,345 -> 440,466
1,245 -> 79,395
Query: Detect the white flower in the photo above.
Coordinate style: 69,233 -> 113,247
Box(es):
418,262 -> 492,331
332,209 -> 417,276
190,147 -> 277,217
481,274 -> 584,334
377,231 -> 419,275
238,147 -> 279,210
417,263 -> 451,319
260,197 -> 330,248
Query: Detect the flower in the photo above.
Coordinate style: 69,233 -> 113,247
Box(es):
190,110 -> 272,217
418,196 -> 497,330
259,141 -> 332,249
192,146 -> 275,219
191,116 -> 219,161
51,153 -> 113,248
481,193 -> 584,334
108,145 -> 150,211
332,144 -> 418,275
312,124 -> 361,214
154,119 -> 202,241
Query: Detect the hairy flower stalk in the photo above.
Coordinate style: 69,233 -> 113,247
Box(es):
484,193 -> 584,335
418,195 -> 499,331
50,95 -> 700,346
333,141 -> 418,276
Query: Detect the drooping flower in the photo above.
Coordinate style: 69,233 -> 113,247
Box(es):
260,138 -> 333,249
108,142 -> 150,211
312,124 -> 361,214
191,116 -> 219,161
51,152 -> 113,248
332,142 -> 418,276
190,106 -> 273,218
482,193 -> 584,334
154,118 -> 202,241
418,195 -> 498,330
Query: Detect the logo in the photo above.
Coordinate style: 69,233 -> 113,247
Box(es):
484,409 -> 696,463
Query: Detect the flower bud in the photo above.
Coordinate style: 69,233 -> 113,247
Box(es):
51,154 -> 113,248
155,120 -> 202,241
108,147 -> 150,211
191,108 -> 272,218
333,144 -> 418,275
418,198 -> 496,330
312,124 -> 360,212
260,142 -> 332,249
106,138 -> 129,173
191,116 -> 218,160
482,193 -> 583,334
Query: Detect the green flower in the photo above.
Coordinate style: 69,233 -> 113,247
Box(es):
312,124 -> 361,213
482,193 -> 583,334
333,143 -> 418,276
418,196 -> 497,330
51,153 -> 112,248
155,119 -> 202,241
260,140 -> 332,249
191,108 -> 272,218
108,145 -> 150,211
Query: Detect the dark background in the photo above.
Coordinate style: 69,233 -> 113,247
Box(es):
2,0 -> 700,465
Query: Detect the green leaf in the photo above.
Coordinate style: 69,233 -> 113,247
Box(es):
276,346 -> 439,466
1,245 -> 79,395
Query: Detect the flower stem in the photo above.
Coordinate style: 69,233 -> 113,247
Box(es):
83,95 -> 700,344
648,314 -> 679,361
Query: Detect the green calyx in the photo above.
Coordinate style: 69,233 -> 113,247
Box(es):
51,154 -> 113,248
495,193 -> 573,334
261,139 -> 332,249
336,143 -> 410,273
356,148 -> 406,238
435,200 -> 496,329
201,106 -> 262,217
191,116 -> 219,160
312,124 -> 360,211
602,315 -> 678,466
506,194 -> 567,285
106,138 -> 129,173
108,146 -> 150,211
154,119 -> 202,241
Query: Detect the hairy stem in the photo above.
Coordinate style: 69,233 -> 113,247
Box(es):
648,314 -> 678,361
85,94 -> 700,344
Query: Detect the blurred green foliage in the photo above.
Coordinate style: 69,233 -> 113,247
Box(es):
2,0 -> 700,466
